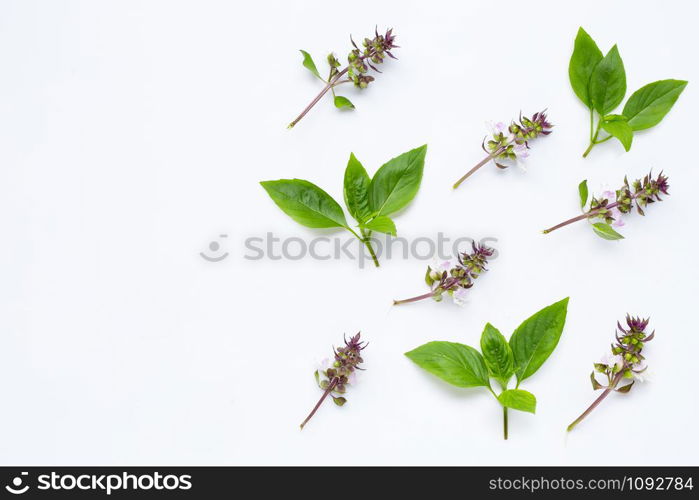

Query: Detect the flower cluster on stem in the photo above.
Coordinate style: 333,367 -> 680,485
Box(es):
543,171 -> 669,234
300,333 -> 366,429
393,243 -> 494,306
567,316 -> 654,431
288,28 -> 398,129
453,110 -> 553,189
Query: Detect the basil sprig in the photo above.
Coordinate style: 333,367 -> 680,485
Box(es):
261,145 -> 427,267
406,298 -> 569,439
569,27 -> 687,157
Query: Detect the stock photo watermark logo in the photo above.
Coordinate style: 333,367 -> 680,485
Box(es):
200,234 -> 229,262
200,232 -> 499,268
5,472 -> 29,495
4,471 -> 192,496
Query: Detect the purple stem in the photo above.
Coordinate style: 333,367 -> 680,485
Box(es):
300,378 -> 338,430
453,147 -> 505,189
393,277 -> 460,306
567,372 -> 624,431
542,200 -> 623,234
288,68 -> 349,129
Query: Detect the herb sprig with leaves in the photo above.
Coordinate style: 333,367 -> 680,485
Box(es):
542,171 -> 669,239
453,111 -> 553,189
393,243 -> 494,306
567,316 -> 653,432
300,333 -> 366,430
288,28 -> 398,129
405,298 -> 569,439
261,145 -> 426,267
569,27 -> 687,157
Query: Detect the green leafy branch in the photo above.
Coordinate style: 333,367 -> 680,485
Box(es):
405,298 -> 569,439
261,145 -> 427,267
569,27 -> 687,157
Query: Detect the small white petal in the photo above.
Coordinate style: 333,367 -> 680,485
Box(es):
600,353 -> 624,370
513,144 -> 529,158
602,190 -> 617,201
452,287 -> 469,306
432,258 -> 454,274
316,357 -> 332,373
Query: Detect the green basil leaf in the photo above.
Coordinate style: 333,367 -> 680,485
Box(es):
299,50 -> 322,80
578,180 -> 588,209
591,222 -> 624,240
360,215 -> 396,236
616,381 -> 634,393
405,341 -> 490,388
622,79 -> 688,131
590,371 -> 604,390
601,117 -> 633,151
334,95 -> 355,109
509,298 -> 569,383
260,179 -> 348,229
590,45 -> 626,115
568,27 -> 603,108
369,145 -> 427,217
498,389 -> 536,414
343,153 -> 372,223
603,113 -> 628,122
480,323 -> 514,386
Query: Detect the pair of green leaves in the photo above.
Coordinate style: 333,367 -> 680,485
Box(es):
300,50 -> 354,110
405,298 -> 569,436
260,145 -> 427,266
569,27 -> 687,155
577,180 -> 624,240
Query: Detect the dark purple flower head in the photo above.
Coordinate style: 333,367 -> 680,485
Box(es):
654,171 -> 670,196
340,333 -> 366,357
531,110 -> 553,135
333,332 -> 366,373
515,110 -> 554,140
445,242 -> 495,295
459,242 -> 494,273
624,315 -> 650,334
471,242 -> 494,258
348,28 -> 398,86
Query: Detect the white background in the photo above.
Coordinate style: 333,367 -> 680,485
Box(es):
1,0 -> 697,465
